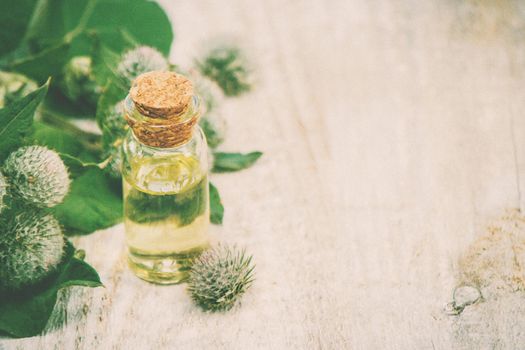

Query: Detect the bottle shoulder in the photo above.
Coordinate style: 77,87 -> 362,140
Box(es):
121,128 -> 209,194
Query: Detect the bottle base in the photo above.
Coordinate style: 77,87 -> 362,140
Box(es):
127,248 -> 205,284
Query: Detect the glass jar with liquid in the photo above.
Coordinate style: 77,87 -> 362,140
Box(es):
121,71 -> 209,284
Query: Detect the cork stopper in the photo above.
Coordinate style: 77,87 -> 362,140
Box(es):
130,71 -> 193,118
125,71 -> 200,148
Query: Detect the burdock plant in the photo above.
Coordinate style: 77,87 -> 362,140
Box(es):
61,56 -> 100,104
0,209 -> 64,290
188,245 -> 255,312
117,46 -> 169,86
3,146 -> 70,207
100,101 -> 128,178
0,71 -> 37,108
197,46 -> 252,97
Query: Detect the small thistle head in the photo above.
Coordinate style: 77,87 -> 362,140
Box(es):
188,70 -> 224,114
200,113 -> 226,149
3,146 -> 70,207
188,245 -> 255,312
196,45 -> 252,96
101,100 -> 127,138
61,56 -> 99,103
0,171 -> 8,214
0,71 -> 38,107
117,46 -> 169,86
0,209 -> 64,290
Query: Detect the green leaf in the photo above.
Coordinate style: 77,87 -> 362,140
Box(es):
43,85 -> 96,120
0,80 -> 48,162
0,0 -> 37,56
31,121 -> 84,156
59,153 -> 100,178
91,40 -> 128,89
33,123 -> 101,178
52,168 -> 122,235
0,241 -> 102,338
95,80 -> 127,128
212,151 -> 263,173
31,122 -> 119,232
209,182 -> 224,225
31,121 -> 100,165
24,0 -> 173,58
9,41 -> 70,82
3,0 -> 172,82
77,0 -> 173,56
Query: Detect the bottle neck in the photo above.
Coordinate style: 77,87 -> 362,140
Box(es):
124,95 -> 201,148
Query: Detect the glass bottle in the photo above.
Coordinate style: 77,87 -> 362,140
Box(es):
121,71 -> 210,284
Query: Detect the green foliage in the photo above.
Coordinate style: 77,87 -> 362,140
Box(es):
197,46 -> 252,96
0,208 -> 64,290
212,151 -> 263,172
0,0 -> 173,125
0,0 -> 37,57
31,121 -> 87,159
8,42 -> 70,83
52,168 -> 122,235
31,121 -> 101,178
0,80 -> 48,162
95,80 -> 127,127
91,41 -> 130,94
59,153 -> 100,179
188,244 -> 255,312
19,0 -> 173,59
61,56 -> 99,104
0,241 -> 102,338
30,115 -> 124,235
100,100 -> 127,178
209,182 -> 224,224
200,113 -> 226,149
3,146 -> 71,208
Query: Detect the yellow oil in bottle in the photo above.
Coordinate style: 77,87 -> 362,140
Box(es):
123,154 -> 209,284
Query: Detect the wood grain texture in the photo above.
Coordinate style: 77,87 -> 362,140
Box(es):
3,0 -> 525,348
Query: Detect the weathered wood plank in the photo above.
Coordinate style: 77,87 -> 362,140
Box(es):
3,0 -> 525,349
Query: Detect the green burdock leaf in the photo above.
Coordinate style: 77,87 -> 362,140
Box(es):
212,151 -> 263,173
0,241 -> 102,338
95,80 -> 127,128
59,153 -> 100,178
0,80 -> 48,162
91,41 -> 128,90
209,182 -> 224,225
32,121 -> 85,156
31,122 -> 121,234
31,121 -> 101,178
0,0 -> 37,57
23,0 -> 172,58
52,168 -> 123,235
9,41 -> 70,82
74,0 -> 173,56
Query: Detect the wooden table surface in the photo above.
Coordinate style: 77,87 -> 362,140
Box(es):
4,0 -> 525,349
